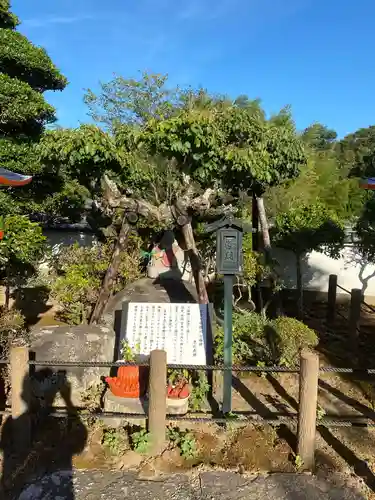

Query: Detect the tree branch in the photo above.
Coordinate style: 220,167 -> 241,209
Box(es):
100,174 -> 232,222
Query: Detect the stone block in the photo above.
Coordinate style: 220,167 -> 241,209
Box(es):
30,324 -> 115,408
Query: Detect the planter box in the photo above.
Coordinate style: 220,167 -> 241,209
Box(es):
104,391 -> 190,417
166,396 -> 189,415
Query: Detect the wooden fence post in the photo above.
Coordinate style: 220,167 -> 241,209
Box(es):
349,288 -> 362,362
297,349 -> 319,472
10,345 -> 31,452
327,274 -> 337,324
148,349 -> 167,454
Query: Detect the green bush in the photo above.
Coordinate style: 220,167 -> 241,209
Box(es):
268,316 -> 318,366
214,311 -> 318,367
51,238 -> 142,325
214,312 -> 271,365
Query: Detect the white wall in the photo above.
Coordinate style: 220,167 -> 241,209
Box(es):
41,231 -> 375,298
274,246 -> 375,297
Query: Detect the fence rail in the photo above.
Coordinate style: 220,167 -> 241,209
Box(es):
1,358 -> 375,373
329,273 -> 375,319
2,344 -> 375,471
327,274 -> 375,360
336,283 -> 351,294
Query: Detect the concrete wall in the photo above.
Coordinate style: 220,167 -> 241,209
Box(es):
274,246 -> 375,300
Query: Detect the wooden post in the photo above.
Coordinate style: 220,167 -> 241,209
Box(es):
10,346 -> 31,451
327,274 -> 337,324
349,288 -> 362,362
297,349 -> 319,472
148,349 -> 167,455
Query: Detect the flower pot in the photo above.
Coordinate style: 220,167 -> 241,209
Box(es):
166,383 -> 190,399
166,389 -> 190,415
147,264 -> 159,279
106,365 -> 148,399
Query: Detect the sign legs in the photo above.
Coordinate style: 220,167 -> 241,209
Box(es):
223,274 -> 234,414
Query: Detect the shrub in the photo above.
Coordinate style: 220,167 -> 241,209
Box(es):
214,312 -> 270,365
102,427 -> 129,455
130,427 -> 150,454
51,237 -> 142,325
267,316 -> 318,366
214,311 -> 318,367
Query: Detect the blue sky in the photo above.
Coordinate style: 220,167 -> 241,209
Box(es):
12,0 -> 375,137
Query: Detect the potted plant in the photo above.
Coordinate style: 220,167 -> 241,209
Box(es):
166,370 -> 190,412
105,341 -> 148,398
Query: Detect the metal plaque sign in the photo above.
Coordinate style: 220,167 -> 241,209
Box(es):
120,302 -> 207,364
217,228 -> 242,274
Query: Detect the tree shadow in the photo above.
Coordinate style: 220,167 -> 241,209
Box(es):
153,275 -> 197,303
319,379 -> 375,418
232,376 -> 297,451
0,369 -> 87,500
267,374 -> 375,493
343,248 -> 375,295
274,471 -> 367,500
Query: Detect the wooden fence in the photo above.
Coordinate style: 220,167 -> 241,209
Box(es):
327,273 -> 375,358
0,345 -> 359,472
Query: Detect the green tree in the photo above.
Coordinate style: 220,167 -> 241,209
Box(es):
0,0 -> 67,219
336,125 -> 375,177
84,71 -> 181,130
84,70 -> 248,130
355,193 -> 375,262
38,125 -> 121,189
0,215 -> 46,308
265,152 -> 365,223
142,104 -> 306,251
0,0 -> 66,138
137,103 -> 306,306
273,202 -> 345,318
302,123 -> 337,151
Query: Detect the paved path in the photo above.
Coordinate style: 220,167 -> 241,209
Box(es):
12,470 -> 366,500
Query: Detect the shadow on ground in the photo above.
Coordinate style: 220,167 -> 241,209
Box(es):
0,368 -> 87,500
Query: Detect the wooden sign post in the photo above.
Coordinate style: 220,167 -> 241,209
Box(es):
205,214 -> 255,413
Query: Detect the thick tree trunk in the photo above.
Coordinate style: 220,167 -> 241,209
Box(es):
296,252 -> 303,320
181,222 -> 209,304
89,216 -> 131,325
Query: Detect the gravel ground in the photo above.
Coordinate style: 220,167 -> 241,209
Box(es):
10,470 -> 368,500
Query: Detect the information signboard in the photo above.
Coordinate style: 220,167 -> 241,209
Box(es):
120,302 -> 207,365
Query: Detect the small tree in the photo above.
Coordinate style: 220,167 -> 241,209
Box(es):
84,71 -> 181,130
0,215 -> 46,308
273,202 -> 345,318
0,1 -> 95,238
355,194 -> 375,262
141,104 -> 306,304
